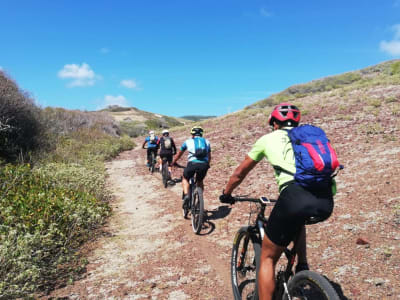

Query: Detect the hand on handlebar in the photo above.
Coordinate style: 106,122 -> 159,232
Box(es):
219,191 -> 235,205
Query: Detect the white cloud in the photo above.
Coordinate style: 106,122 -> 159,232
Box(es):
102,95 -> 130,108
58,63 -> 99,87
380,24 -> 400,56
120,79 -> 139,89
260,7 -> 272,18
100,47 -> 110,54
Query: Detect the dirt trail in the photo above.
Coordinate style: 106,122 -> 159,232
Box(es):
46,146 -> 232,299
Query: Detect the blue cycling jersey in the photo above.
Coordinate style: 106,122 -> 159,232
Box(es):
180,137 -> 211,163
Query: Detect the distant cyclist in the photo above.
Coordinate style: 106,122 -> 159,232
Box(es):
172,126 -> 211,208
219,103 -> 335,300
142,130 -> 159,167
158,129 -> 177,176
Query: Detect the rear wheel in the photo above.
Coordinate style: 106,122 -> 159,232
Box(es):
182,192 -> 189,219
162,161 -> 168,188
191,187 -> 204,234
150,152 -> 155,173
284,270 -> 340,300
231,227 -> 261,300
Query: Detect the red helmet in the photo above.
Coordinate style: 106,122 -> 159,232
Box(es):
268,103 -> 301,126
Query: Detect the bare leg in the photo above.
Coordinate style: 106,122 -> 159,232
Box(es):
294,225 -> 307,264
182,177 -> 189,195
258,235 -> 284,300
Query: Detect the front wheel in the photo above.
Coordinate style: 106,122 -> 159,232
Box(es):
191,187 -> 204,234
231,226 -> 261,300
284,270 -> 340,300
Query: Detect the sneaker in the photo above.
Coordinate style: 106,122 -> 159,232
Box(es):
295,263 -> 309,273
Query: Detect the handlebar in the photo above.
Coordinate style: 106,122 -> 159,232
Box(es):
232,196 -> 277,206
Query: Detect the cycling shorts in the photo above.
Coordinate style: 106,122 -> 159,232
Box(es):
265,182 -> 333,247
183,162 -> 209,182
160,153 -> 173,164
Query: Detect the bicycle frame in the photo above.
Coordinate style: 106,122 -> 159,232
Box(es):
232,197 -> 299,299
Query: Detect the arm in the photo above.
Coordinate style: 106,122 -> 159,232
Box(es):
172,149 -> 184,165
207,151 -> 212,166
142,140 -> 147,149
223,155 -> 258,195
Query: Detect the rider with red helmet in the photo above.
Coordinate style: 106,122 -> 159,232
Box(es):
220,103 -> 334,299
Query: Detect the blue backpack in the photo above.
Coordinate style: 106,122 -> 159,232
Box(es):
284,125 -> 340,189
193,137 -> 208,159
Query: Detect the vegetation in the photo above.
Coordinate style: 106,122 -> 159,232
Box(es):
0,72 -> 44,162
248,60 -> 400,109
180,115 -> 216,121
0,71 -> 134,298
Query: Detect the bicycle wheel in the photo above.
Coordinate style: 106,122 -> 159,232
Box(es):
283,270 -> 339,300
162,161 -> 168,188
182,192 -> 189,219
150,152 -> 155,173
231,226 -> 261,300
191,187 -> 204,234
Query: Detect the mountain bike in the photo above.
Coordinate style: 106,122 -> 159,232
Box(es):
160,157 -> 171,188
175,164 -> 204,234
143,146 -> 157,174
230,196 -> 339,300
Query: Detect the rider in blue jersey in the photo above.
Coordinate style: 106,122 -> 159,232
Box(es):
172,126 -> 211,207
142,130 -> 160,167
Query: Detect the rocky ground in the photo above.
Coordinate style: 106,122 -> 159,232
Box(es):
46,85 -> 399,299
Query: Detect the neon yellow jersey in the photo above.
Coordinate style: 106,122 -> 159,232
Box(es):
247,128 -> 295,191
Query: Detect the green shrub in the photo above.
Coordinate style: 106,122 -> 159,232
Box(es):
119,121 -> 147,137
390,61 -> 400,75
45,129 -> 134,165
0,164 -> 110,298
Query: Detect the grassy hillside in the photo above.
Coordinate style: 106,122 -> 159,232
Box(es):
102,105 -> 192,137
248,59 -> 400,109
164,59 -> 400,298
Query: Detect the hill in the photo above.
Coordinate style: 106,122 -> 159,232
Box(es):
101,105 -> 193,137
155,59 -> 400,298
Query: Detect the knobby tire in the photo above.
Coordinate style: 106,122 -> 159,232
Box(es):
150,152 -> 155,174
284,270 -> 340,300
191,187 -> 204,234
162,161 -> 168,188
231,226 -> 261,300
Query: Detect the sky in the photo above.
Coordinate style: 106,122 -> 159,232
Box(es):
1,0 -> 399,117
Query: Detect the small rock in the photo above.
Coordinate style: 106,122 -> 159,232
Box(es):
356,237 -> 369,245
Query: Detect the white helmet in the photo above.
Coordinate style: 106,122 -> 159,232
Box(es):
149,130 -> 155,135
162,129 -> 169,135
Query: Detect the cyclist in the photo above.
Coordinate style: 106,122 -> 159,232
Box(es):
219,103 -> 334,300
158,129 -> 177,176
172,125 -> 211,208
142,130 -> 159,167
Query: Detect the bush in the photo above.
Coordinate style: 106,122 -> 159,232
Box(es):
0,72 -> 43,162
119,121 -> 147,137
45,129 -> 134,165
391,61 -> 400,75
0,164 -> 110,298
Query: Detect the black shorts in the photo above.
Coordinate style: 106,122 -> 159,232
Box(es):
265,183 -> 334,247
160,153 -> 173,164
183,162 -> 209,182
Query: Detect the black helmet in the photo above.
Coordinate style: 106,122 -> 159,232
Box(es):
190,125 -> 203,136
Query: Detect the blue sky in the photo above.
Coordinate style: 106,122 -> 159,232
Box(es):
1,0 -> 399,117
